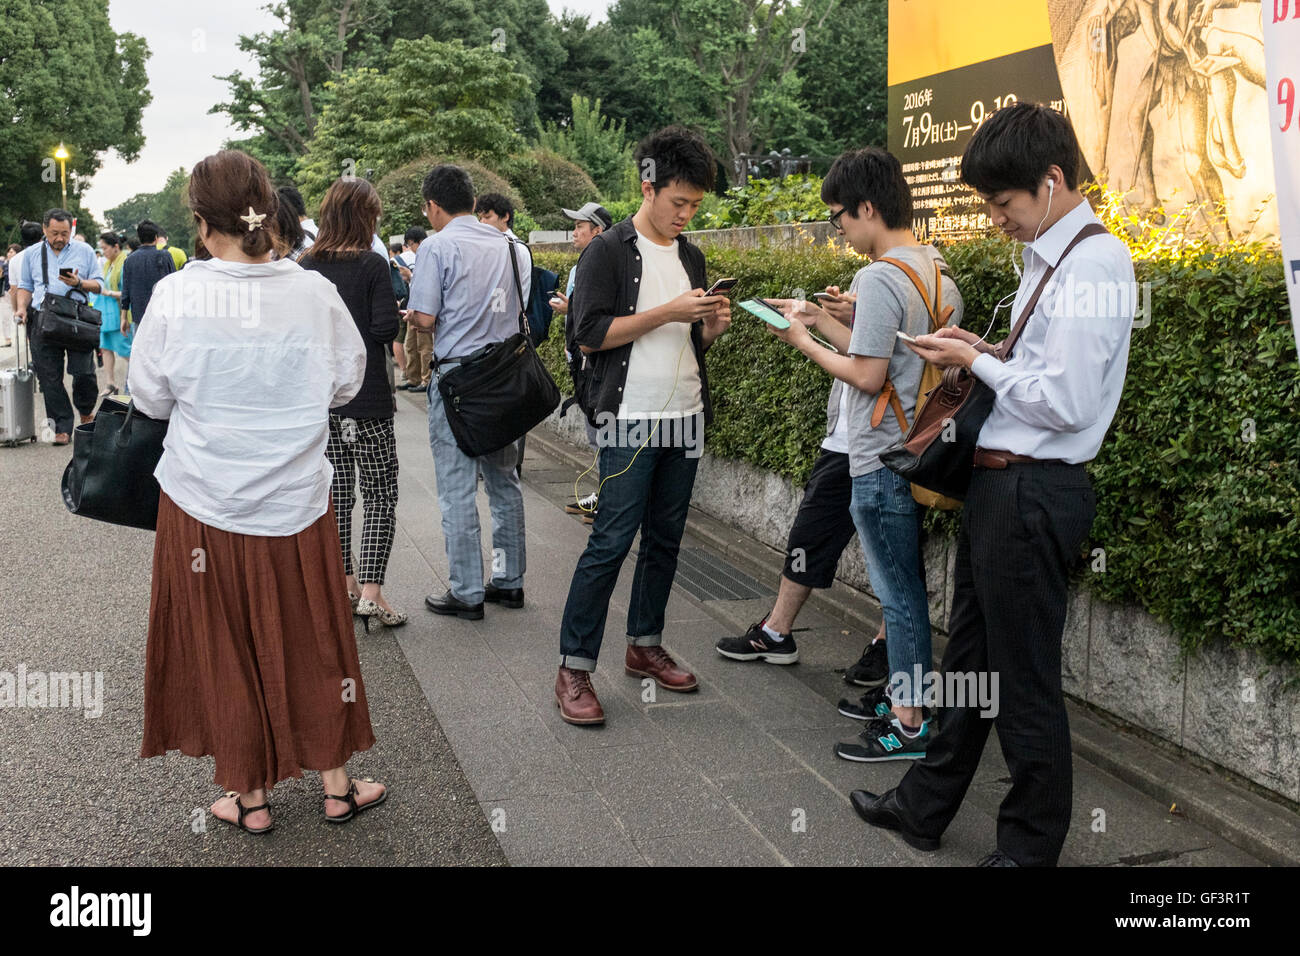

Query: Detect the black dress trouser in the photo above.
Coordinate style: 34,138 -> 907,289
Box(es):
31,330 -> 97,435
894,461 -> 1096,866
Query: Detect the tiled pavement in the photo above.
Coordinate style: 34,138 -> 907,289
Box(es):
378,391 -> 1263,867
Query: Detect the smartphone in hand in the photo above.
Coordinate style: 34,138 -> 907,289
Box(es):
705,277 -> 738,296
896,330 -> 919,345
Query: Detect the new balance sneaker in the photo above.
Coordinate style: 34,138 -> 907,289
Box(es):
566,492 -> 599,516
844,637 -> 888,687
715,621 -> 799,665
838,684 -> 892,721
834,716 -> 930,762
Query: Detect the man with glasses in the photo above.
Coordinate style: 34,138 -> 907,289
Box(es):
13,209 -> 104,445
407,165 -> 530,620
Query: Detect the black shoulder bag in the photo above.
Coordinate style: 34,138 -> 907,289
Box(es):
35,244 -> 102,351
434,237 -> 560,457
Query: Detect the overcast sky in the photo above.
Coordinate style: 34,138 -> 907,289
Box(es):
81,0 -> 612,220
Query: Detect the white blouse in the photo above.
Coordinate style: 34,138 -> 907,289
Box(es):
127,257 -> 366,536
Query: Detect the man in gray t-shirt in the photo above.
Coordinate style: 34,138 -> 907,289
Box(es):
763,146 -> 964,766
844,244 -> 963,477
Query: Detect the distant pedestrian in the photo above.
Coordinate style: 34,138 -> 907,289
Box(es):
299,178 -> 405,627
128,149 -> 386,834
120,220 -> 175,331
94,232 -> 131,396
155,226 -> 187,270
12,210 -> 104,444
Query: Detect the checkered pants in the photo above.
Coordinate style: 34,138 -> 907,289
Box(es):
326,415 -> 399,584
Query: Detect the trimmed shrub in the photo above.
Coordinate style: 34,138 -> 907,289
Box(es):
375,156 -> 522,236
497,149 -> 599,230
534,228 -> 1300,665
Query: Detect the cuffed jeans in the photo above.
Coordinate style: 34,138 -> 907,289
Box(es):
849,466 -> 930,708
31,332 -> 97,435
558,424 -> 699,670
426,384 -> 525,605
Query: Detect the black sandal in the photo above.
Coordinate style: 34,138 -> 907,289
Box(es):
324,777 -> 388,824
216,791 -> 273,835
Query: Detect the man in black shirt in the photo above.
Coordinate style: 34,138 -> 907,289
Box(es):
554,127 -> 731,725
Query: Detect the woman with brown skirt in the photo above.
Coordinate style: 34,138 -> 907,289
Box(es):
127,150 -> 388,833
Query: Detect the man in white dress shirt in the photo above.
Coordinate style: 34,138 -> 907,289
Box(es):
850,103 -> 1135,867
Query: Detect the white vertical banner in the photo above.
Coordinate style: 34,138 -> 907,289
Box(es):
1264,1 -> 1300,352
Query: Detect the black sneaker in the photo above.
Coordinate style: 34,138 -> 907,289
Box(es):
715,621 -> 799,665
838,684 -> 892,721
844,637 -> 888,687
833,716 -> 930,762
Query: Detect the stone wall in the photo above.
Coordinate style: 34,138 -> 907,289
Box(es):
542,409 -> 1300,804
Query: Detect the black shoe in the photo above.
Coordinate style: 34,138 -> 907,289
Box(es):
849,788 -> 940,852
565,492 -> 599,515
977,849 -> 1020,867
715,620 -> 799,664
834,716 -> 930,762
484,582 -> 524,609
844,637 -> 888,687
838,684 -> 892,720
424,590 -> 484,620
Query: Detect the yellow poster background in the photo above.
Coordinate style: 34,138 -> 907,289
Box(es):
888,0 -> 1054,85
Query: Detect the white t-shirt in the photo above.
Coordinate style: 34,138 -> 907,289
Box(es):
618,229 -> 703,420
299,218 -> 317,248
821,383 -> 851,453
127,257 -> 365,536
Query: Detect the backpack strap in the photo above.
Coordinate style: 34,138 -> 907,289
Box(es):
870,381 -> 909,432
869,255 -> 952,432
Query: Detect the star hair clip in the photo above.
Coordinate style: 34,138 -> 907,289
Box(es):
240,207 -> 267,232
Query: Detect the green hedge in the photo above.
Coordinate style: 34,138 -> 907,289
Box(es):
535,233 -> 1300,665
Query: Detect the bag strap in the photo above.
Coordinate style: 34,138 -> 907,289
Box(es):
998,222 -> 1108,360
505,237 -> 528,338
870,255 -> 954,432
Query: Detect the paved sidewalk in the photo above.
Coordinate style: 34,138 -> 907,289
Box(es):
0,348 -> 1272,866
380,389 -> 1264,867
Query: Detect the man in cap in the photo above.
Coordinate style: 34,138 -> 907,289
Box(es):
554,202 -> 614,523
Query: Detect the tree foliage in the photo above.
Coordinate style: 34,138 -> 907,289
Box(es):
296,38 -> 529,203
536,96 -> 635,198
104,168 -> 195,252
0,0 -> 151,228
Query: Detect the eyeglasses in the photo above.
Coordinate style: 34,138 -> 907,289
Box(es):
827,207 -> 847,230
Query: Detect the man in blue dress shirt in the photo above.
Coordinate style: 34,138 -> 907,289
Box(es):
14,209 -> 104,445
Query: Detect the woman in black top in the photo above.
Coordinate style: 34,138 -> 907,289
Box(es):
299,179 -> 405,625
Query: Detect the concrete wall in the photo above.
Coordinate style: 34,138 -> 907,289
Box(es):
542,410 -> 1300,804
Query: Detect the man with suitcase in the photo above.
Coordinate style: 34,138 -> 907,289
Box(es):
13,210 -> 103,445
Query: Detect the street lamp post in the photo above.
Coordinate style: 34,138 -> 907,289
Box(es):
54,143 -> 69,210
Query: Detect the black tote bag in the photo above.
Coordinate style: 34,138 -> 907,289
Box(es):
36,244 -> 102,352
435,237 -> 560,458
61,397 -> 169,530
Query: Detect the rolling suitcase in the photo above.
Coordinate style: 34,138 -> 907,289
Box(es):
0,328 -> 38,446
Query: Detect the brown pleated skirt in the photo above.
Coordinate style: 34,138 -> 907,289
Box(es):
141,492 -> 376,793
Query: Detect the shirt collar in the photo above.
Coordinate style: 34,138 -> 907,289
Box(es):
187,257 -> 301,278
1023,199 -> 1099,270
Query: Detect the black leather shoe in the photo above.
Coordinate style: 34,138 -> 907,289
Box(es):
849,789 -> 940,852
424,591 -> 484,620
976,849 -> 1020,867
483,583 -> 524,609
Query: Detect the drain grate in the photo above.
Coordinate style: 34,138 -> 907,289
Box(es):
665,547 -> 776,602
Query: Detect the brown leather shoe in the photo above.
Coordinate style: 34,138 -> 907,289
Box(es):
79,413 -> 94,425
625,644 -> 698,692
53,433 -> 70,445
556,667 -> 605,725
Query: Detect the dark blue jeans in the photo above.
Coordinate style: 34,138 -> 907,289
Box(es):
558,426 -> 699,670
